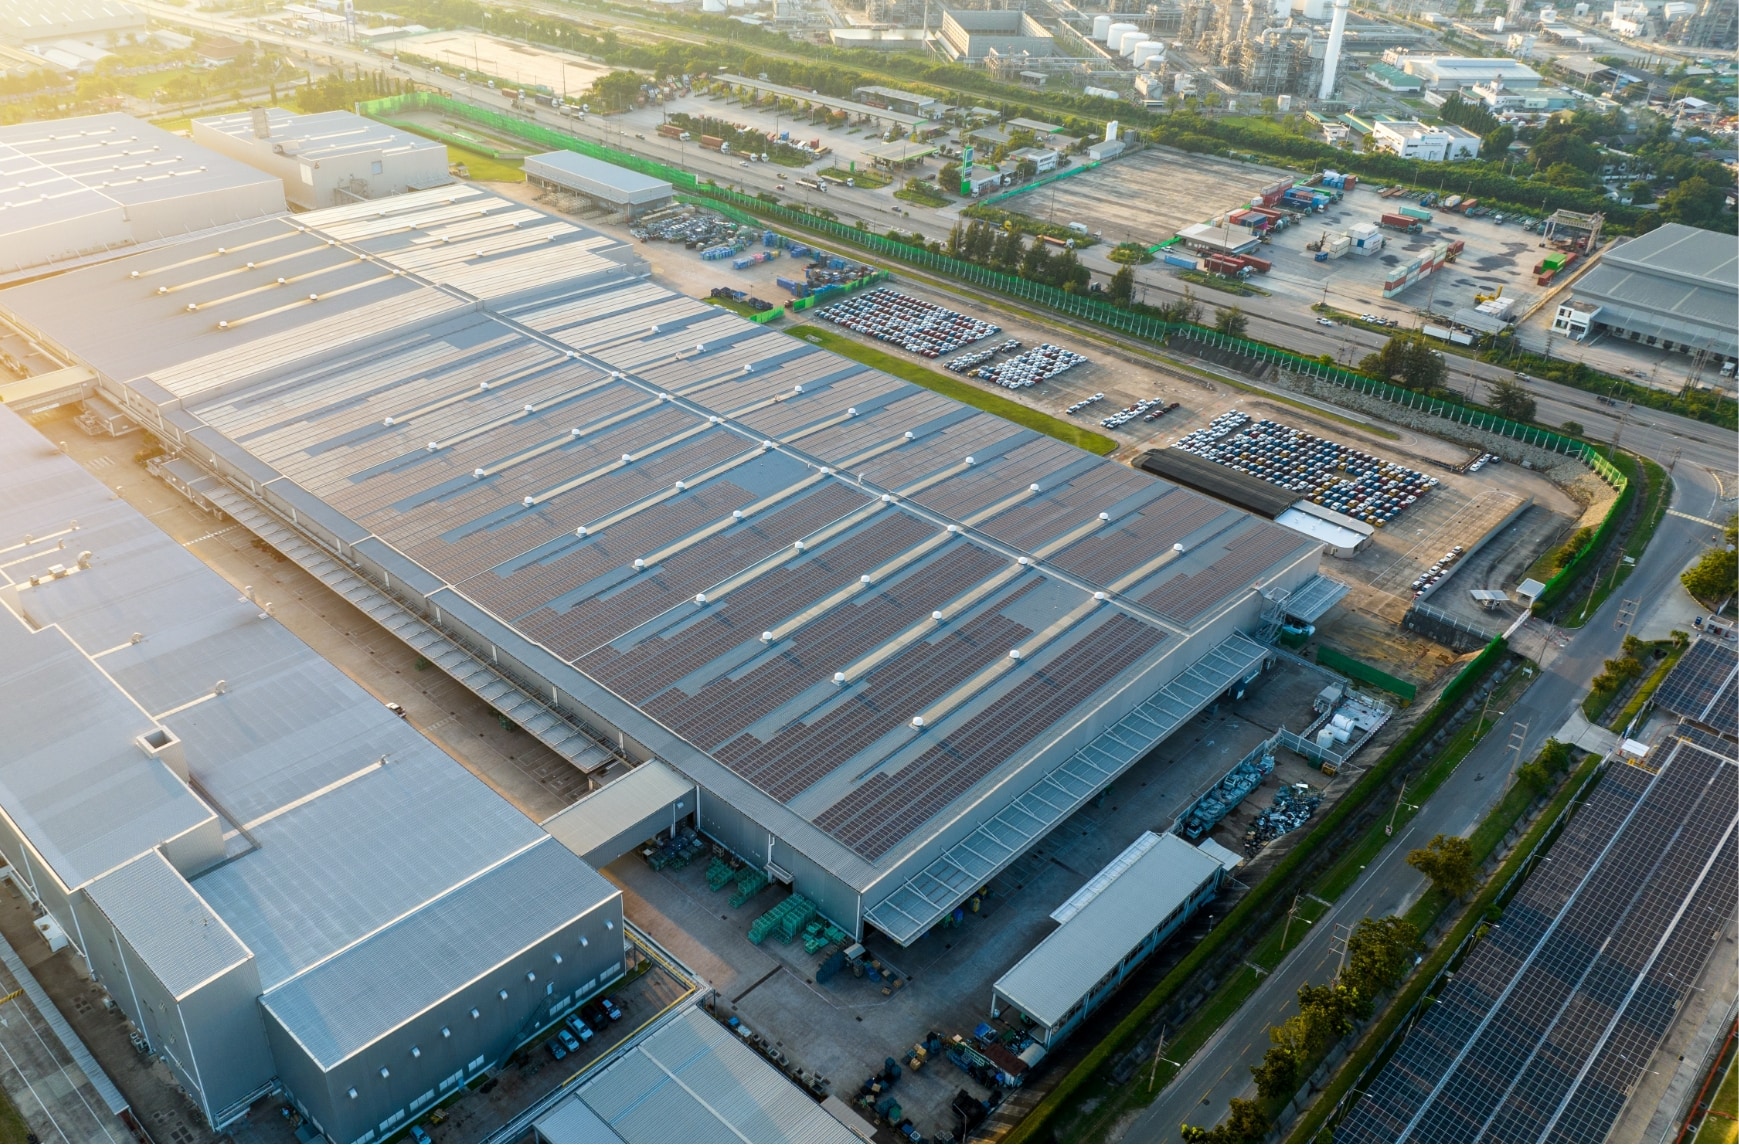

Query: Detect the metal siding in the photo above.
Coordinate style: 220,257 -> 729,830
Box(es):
698,790 -> 771,868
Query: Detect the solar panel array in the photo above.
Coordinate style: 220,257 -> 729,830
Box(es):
1652,637 -> 1738,738
1338,726 -> 1738,1144
156,192 -> 1318,879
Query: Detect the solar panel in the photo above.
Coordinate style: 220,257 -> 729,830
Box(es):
1652,638 -> 1738,738
1337,725 -> 1738,1144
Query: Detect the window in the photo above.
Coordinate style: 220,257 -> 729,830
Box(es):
371,160 -> 384,175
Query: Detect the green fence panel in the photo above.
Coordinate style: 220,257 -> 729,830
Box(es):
1315,646 -> 1419,702
750,306 -> 784,323
979,160 -> 1100,207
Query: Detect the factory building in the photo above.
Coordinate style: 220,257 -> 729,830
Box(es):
1551,222 -> 1738,362
1396,54 -> 1540,89
938,9 -> 1054,60
1369,120 -> 1478,161
190,108 -> 452,209
0,113 -> 285,275
0,406 -> 625,1143
0,185 -> 1325,957
0,0 -> 145,46
524,151 -> 675,219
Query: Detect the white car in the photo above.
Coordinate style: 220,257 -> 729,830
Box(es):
1317,317 -> 1335,326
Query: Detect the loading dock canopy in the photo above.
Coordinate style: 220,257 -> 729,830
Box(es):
544,759 -> 695,867
1136,448 -> 1297,517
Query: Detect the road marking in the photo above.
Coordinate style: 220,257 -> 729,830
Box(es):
1668,509 -> 1721,528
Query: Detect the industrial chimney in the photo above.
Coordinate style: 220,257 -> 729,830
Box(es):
1318,0 -> 1350,100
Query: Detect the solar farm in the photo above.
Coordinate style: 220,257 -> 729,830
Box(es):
1173,411 -> 1437,528
1337,724 -> 1739,1144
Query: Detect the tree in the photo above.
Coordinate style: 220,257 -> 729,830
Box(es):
590,70 -> 644,111
1108,263 -> 1136,308
1659,176 -> 1730,230
1682,545 -> 1738,605
1625,180 -> 1655,205
1342,915 -> 1420,1002
1544,161 -> 1594,189
1214,306 -> 1249,338
1361,332 -> 1446,392
1181,1098 -> 1270,1143
1518,738 -> 1576,790
1562,420 -> 1584,436
1019,237 -> 1052,281
1408,834 -> 1479,899
938,161 -> 960,192
1175,287 -> 1203,325
1487,377 -> 1537,422
991,226 -> 1025,271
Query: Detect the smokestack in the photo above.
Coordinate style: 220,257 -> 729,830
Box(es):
1318,0 -> 1349,100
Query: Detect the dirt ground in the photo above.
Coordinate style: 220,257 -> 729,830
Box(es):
395,30 -> 610,96
1027,147 -> 1292,251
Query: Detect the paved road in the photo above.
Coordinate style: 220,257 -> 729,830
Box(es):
1120,458 -> 1729,1143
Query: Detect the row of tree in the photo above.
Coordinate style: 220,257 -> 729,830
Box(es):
941,221 -> 1090,291
1181,915 -> 1423,1142
1681,516 -> 1738,607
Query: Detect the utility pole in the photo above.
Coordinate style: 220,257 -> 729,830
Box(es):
1147,1027 -> 1182,1092
1281,892 -> 1307,950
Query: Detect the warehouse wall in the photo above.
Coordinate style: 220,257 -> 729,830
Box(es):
270,896 -> 625,1144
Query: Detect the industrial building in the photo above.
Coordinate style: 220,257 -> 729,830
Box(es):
0,405 -> 625,1144
532,1006 -> 871,1143
990,832 -> 1224,1048
0,185 -> 1327,957
1397,54 -> 1540,89
0,113 -> 285,275
938,9 -> 1054,61
1369,120 -> 1479,161
1551,222 -> 1738,362
0,0 -> 144,46
190,108 -> 452,210
525,151 -> 675,219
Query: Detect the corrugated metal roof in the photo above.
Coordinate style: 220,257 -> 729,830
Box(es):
525,153 -> 674,204
84,851 -> 251,1000
534,1094 -> 625,1143
573,1007 -> 859,1143
543,760 -> 694,857
193,109 -> 445,162
261,837 -> 616,1069
993,832 -> 1221,1026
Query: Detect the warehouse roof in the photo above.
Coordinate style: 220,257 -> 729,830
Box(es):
1569,223 -> 1737,352
193,108 -> 448,163
0,113 -> 283,256
262,837 -> 618,1069
525,152 -> 675,205
994,832 -> 1221,1026
0,188 -> 1318,901
0,396 -> 609,1044
553,1006 -> 861,1143
85,851 -> 251,1000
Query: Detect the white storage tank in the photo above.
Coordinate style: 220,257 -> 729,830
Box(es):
1132,40 -> 1165,65
1093,14 -> 1113,40
1119,27 -> 1148,54
1107,23 -> 1139,51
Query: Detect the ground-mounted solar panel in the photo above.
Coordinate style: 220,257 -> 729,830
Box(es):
1653,637 -> 1738,738
1337,725 -> 1738,1144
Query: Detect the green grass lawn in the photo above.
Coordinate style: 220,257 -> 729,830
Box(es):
706,295 -> 776,318
1696,1059 -> 1739,1144
447,144 -> 524,183
0,1086 -> 30,1144
788,325 -> 1115,455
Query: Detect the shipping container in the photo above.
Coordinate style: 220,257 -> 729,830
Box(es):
700,134 -> 725,150
1398,206 -> 1432,222
1379,214 -> 1423,232
1162,250 -> 1202,270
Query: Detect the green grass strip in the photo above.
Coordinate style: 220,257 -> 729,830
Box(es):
1694,1060 -> 1738,1144
785,325 -> 1116,455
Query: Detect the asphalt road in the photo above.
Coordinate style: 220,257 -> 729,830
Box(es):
1119,460 -> 1727,1142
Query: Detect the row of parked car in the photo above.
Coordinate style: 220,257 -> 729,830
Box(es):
1410,544 -> 1466,597
817,288 -> 1000,358
547,995 -> 624,1062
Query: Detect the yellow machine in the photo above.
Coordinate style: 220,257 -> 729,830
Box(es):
1474,284 -> 1504,304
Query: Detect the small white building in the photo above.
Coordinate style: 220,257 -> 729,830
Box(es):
1552,298 -> 1601,340
1007,145 -> 1060,173
1371,120 -> 1453,161
524,151 -> 675,219
1440,123 -> 1482,159
962,163 -> 1004,195
1087,138 -> 1125,161
191,108 -> 451,210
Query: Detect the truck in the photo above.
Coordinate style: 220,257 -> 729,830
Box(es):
700,134 -> 726,151
1456,198 -> 1478,214
1204,254 -> 1251,278
1379,213 -> 1423,233
1441,194 -> 1463,210
1236,253 -> 1272,274
657,123 -> 691,141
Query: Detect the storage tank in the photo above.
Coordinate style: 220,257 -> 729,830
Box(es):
1132,39 -> 1165,65
1092,14 -> 1113,40
1107,22 -> 1139,51
1116,26 -> 1147,54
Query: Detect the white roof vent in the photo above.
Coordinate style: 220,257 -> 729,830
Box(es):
793,541 -> 806,552
964,455 -> 976,466
633,558 -> 646,570
911,716 -> 925,729
522,496 -> 535,507
833,671 -> 846,685
473,468 -> 486,479
931,610 -> 944,622
426,441 -> 438,453
1029,483 -> 1042,493
621,453 -> 634,463
576,526 -> 589,537
1094,591 -> 1108,601
732,510 -> 744,520
1099,511 -> 1111,522
847,406 -> 858,417
761,631 -> 774,643
694,593 -> 707,605
904,430 -> 915,440
1173,542 -> 1186,552
382,416 -> 395,427
1009,648 -> 1023,660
